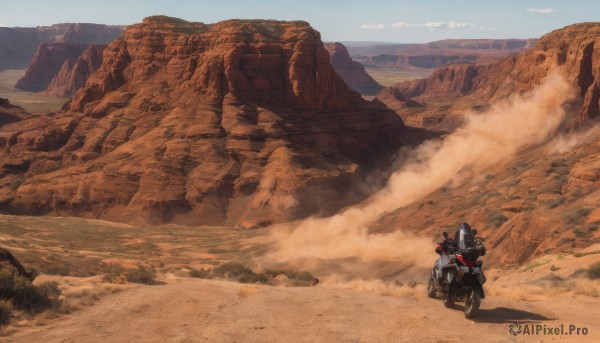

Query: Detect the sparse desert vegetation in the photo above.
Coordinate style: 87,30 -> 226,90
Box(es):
0,215 -> 265,280
486,211 -> 508,228
587,262 -> 600,279
102,265 -> 160,285
0,264 -> 61,328
189,262 -> 319,287
0,215 -> 268,333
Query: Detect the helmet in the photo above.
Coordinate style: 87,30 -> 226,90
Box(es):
455,222 -> 476,250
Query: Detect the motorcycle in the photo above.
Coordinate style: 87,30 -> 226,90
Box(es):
427,227 -> 486,318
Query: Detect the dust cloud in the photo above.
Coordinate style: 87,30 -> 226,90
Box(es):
258,73 -> 573,283
546,122 -> 600,155
251,155 -> 299,214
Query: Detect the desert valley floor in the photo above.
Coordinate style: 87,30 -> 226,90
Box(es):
0,215 -> 598,342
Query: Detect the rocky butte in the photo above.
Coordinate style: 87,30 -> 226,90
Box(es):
0,16 -> 425,227
324,42 -> 383,96
377,23 -> 600,131
16,43 -> 107,97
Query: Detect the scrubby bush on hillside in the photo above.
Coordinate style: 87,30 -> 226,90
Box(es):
587,262 -> 600,279
102,265 -> 159,285
562,208 -> 593,225
0,264 -> 62,327
487,212 -> 508,228
0,300 -> 11,326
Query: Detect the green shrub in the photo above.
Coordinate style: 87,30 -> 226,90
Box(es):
191,263 -> 319,286
562,208 -> 593,225
295,271 -> 314,281
546,197 -> 565,209
103,265 -> 158,285
587,262 -> 600,279
189,269 -> 213,279
213,263 -> 254,278
124,266 -> 156,285
238,272 -> 268,284
487,212 -> 508,228
212,263 -> 267,284
102,265 -> 125,283
264,269 -> 298,279
287,271 -> 319,287
0,300 -> 11,327
0,266 -> 62,317
546,160 -> 570,175
587,221 -> 600,232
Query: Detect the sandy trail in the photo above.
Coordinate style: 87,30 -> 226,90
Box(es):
8,279 -> 599,343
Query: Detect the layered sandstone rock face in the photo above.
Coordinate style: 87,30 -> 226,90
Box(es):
0,98 -> 27,127
16,43 -> 106,96
378,23 -> 600,131
16,43 -> 90,92
47,44 -> 106,97
324,42 -> 383,95
0,16 -> 410,227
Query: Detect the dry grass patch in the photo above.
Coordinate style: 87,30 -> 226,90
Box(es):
102,265 -> 161,285
62,284 -> 125,308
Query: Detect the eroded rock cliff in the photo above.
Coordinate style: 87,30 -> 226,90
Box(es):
0,16 -> 415,227
378,23 -> 600,131
16,43 -> 106,97
324,42 -> 383,95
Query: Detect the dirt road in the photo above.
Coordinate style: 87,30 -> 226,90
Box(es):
8,278 -> 599,343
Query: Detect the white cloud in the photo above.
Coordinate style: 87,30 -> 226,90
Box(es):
391,22 -> 416,29
422,21 -> 475,30
363,21 -> 477,30
526,8 -> 554,14
361,23 -> 387,30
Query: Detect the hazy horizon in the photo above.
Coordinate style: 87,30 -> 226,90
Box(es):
1,0 -> 597,43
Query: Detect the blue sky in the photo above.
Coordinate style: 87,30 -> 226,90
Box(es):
1,1 -> 598,43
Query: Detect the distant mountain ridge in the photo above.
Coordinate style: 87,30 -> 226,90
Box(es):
378,23 -> 600,131
346,38 -> 538,69
0,23 -> 124,71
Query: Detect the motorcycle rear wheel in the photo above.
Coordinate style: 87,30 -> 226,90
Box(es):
444,288 -> 456,308
464,288 -> 481,318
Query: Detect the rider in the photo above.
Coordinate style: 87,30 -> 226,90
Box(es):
434,222 -> 485,282
435,222 -> 485,256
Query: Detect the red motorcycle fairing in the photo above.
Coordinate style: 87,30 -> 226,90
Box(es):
456,253 -> 477,267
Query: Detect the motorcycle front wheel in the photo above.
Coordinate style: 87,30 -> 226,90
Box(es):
464,288 -> 481,318
427,276 -> 436,298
